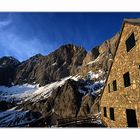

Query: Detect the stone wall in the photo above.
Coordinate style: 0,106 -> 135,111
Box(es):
101,23 -> 140,127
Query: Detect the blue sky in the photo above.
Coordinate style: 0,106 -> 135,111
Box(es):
0,12 -> 140,61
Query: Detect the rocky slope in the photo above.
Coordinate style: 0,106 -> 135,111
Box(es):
0,56 -> 20,86
14,44 -> 87,86
79,32 -> 120,77
0,33 -> 120,127
0,75 -> 103,127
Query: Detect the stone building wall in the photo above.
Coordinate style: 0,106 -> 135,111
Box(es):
101,22 -> 140,127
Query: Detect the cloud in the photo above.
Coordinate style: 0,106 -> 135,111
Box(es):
0,13 -> 56,61
0,20 -> 57,62
0,31 -> 54,61
0,18 -> 11,28
0,13 -> 12,28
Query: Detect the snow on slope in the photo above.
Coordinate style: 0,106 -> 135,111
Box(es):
25,76 -> 73,102
0,84 -> 38,102
0,73 -> 104,127
0,75 -> 81,103
78,80 -> 104,97
0,107 -> 37,127
85,81 -> 104,96
0,72 -> 104,103
0,75 -> 82,127
86,70 -> 103,80
78,70 -> 105,96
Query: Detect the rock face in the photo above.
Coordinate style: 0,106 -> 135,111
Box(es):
91,47 -> 100,60
78,95 -> 96,117
82,46 -> 99,66
53,79 -> 83,118
0,101 -> 15,111
20,79 -> 83,119
98,32 -> 120,72
15,79 -> 85,127
0,34 -> 119,86
0,56 -> 20,86
79,33 -> 120,77
14,44 -> 87,86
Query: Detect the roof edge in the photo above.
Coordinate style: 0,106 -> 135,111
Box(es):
100,20 -> 125,99
123,18 -> 140,25
101,18 -> 140,99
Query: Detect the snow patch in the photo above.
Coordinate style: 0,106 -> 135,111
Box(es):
86,70 -> 103,80
84,80 -> 104,96
87,61 -> 95,65
52,62 -> 57,66
71,74 -> 81,81
87,56 -> 100,65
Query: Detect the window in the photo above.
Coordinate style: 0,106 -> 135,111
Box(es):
113,80 -> 117,91
108,84 -> 110,93
123,72 -> 131,87
110,108 -> 115,121
125,33 -> 135,52
126,109 -> 138,127
103,107 -> 107,117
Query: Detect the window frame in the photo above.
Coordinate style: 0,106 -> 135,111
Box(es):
123,72 -> 131,87
113,80 -> 117,91
108,83 -> 110,93
103,107 -> 107,117
125,32 -> 136,52
110,107 -> 115,121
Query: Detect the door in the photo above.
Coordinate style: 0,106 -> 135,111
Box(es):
126,109 -> 138,127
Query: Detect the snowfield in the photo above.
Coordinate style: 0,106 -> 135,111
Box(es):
0,75 -> 81,103
0,73 -> 104,127
0,75 -> 82,127
0,107 -> 38,127
0,84 -> 38,102
0,72 -> 104,103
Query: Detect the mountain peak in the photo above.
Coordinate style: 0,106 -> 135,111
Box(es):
29,53 -> 44,60
59,44 -> 86,52
13,43 -> 87,86
0,56 -> 20,66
